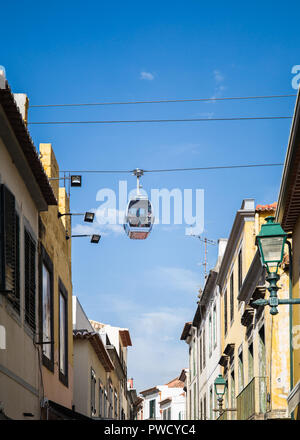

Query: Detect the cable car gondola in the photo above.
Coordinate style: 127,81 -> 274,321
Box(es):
123,169 -> 154,240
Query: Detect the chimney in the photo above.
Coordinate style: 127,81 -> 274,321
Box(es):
14,94 -> 29,126
218,238 -> 227,259
240,198 -> 255,211
0,66 -> 6,89
128,378 -> 134,389
39,143 -> 59,200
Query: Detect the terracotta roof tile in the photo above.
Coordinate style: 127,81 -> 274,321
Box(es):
73,330 -> 114,372
255,202 -> 277,212
165,377 -> 184,388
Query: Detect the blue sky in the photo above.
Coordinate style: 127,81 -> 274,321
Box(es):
1,1 -> 300,390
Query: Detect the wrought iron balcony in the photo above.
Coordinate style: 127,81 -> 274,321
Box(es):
236,377 -> 267,420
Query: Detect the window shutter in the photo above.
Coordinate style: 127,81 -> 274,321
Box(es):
1,185 -> 15,292
0,185 -> 20,311
14,213 -> 20,312
25,229 -> 36,330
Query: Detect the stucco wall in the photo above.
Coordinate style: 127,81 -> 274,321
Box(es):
39,143 -> 73,411
0,137 -> 40,419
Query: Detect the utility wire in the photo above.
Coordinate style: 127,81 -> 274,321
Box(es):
28,116 -> 292,125
29,93 -> 297,108
60,163 -> 283,174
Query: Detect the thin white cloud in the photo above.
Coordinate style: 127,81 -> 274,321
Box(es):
140,71 -> 154,81
208,69 -> 227,103
72,208 -> 124,236
213,69 -> 224,84
86,292 -> 193,391
153,266 -> 200,294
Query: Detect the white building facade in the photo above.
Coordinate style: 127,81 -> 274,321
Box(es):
140,377 -> 186,420
181,239 -> 227,420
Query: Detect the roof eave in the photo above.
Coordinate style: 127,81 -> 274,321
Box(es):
276,88 -> 300,228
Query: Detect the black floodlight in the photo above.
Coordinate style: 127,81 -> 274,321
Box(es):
71,175 -> 82,187
84,212 -> 95,223
91,234 -> 101,244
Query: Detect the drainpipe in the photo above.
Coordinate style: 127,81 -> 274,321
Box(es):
287,240 -> 294,420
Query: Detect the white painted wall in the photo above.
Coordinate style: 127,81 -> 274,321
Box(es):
142,385 -> 186,420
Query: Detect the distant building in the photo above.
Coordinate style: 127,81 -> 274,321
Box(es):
139,376 -> 186,420
72,297 -> 114,419
90,319 -> 132,419
180,239 -> 227,420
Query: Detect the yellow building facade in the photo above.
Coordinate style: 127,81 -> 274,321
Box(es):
277,87 -> 300,419
38,143 -> 74,418
217,199 -> 290,419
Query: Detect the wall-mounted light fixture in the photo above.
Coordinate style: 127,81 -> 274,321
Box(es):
58,211 -> 95,223
67,234 -> 101,244
49,175 -> 82,187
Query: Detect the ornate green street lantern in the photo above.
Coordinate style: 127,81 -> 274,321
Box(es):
253,216 -> 291,315
214,374 -> 226,399
214,375 -> 226,416
256,216 -> 287,273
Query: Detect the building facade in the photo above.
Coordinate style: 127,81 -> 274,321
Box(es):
90,319 -> 132,419
139,377 -> 186,420
181,239 -> 226,420
276,86 -> 300,419
0,83 -> 56,419
39,143 -> 74,419
217,200 -> 290,420
73,297 -> 115,419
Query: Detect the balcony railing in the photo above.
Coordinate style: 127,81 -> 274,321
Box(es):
236,377 -> 267,420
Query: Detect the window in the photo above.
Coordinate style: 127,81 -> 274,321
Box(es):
193,338 -> 196,377
24,228 -> 36,330
224,289 -> 228,336
248,343 -> 254,382
199,333 -> 202,373
39,246 -> 54,370
193,383 -> 197,419
213,304 -> 217,348
209,314 -> 212,357
0,185 -> 20,312
203,394 -> 206,420
114,391 -> 118,419
230,272 -> 234,323
104,389 -> 108,418
99,381 -> 104,418
200,399 -> 203,420
202,329 -> 206,369
258,326 -> 267,413
209,386 -> 213,420
167,407 -> 171,419
91,368 -> 96,416
238,248 -> 243,292
59,279 -> 68,386
230,369 -> 236,420
108,384 -> 113,418
238,349 -> 244,392
149,399 -> 156,419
